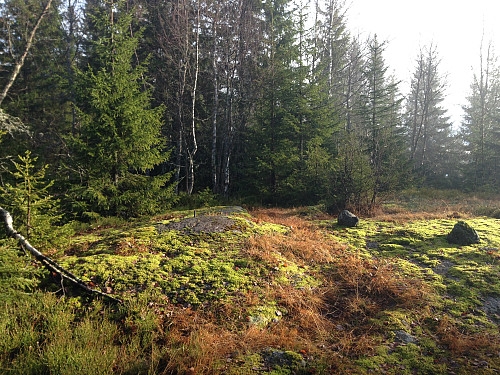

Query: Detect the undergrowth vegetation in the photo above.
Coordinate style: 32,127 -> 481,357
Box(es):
0,190 -> 499,374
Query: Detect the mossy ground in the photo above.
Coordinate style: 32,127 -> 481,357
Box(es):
1,192 -> 500,374
58,209 -> 289,306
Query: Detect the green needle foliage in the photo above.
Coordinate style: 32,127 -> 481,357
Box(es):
0,150 -> 62,249
70,7 -> 174,218
0,244 -> 40,303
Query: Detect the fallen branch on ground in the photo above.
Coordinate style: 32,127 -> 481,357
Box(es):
0,207 -> 122,304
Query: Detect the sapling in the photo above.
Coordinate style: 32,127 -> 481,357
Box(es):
0,150 -> 62,248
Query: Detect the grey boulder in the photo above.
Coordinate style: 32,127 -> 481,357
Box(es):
337,210 -> 359,227
447,221 -> 480,245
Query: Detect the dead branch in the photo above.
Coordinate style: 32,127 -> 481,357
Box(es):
0,206 -> 122,304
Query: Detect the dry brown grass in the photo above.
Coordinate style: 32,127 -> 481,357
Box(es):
250,207 -> 334,224
271,285 -> 333,339
163,310 -> 237,374
243,230 -> 341,265
242,208 -> 435,367
154,207 -> 439,373
377,189 -> 500,221
247,208 -> 345,264
323,254 -> 432,320
158,301 -> 312,374
437,317 -> 500,356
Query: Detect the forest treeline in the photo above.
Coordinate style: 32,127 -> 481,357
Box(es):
0,0 -> 499,220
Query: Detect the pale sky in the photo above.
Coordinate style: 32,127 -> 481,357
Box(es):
345,0 -> 500,128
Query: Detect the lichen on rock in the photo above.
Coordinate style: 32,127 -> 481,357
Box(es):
156,215 -> 241,234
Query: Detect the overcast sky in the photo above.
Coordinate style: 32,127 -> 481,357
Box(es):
344,0 -> 500,128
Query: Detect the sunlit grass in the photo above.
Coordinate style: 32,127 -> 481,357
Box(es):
1,193 -> 499,374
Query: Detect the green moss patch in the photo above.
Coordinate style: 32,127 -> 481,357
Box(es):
57,210 -> 300,306
227,349 -> 307,375
356,343 -> 447,375
25,205 -> 499,374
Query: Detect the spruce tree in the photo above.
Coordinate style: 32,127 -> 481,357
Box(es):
461,41 -> 500,190
71,6 -> 174,217
0,151 -> 62,248
361,36 -> 407,208
245,0 -> 300,203
404,45 -> 453,186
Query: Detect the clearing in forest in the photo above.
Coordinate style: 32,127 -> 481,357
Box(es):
1,191 -> 499,374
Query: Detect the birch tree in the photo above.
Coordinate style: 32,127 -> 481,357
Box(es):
0,0 -> 54,106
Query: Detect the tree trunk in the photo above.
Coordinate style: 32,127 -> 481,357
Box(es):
187,0 -> 200,195
211,10 -> 219,194
0,207 -> 121,304
0,0 -> 54,107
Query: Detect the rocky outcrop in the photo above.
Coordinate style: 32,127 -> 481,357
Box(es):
155,206 -> 248,234
447,221 -> 480,245
156,216 -> 240,234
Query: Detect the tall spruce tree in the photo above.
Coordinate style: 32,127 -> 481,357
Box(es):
297,0 -> 346,205
461,41 -> 500,190
404,45 -> 453,186
71,5 -> 174,217
244,0 -> 300,203
362,36 -> 407,208
328,37 -> 369,211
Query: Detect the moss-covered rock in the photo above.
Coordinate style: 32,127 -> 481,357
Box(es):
260,349 -> 306,374
447,221 -> 480,245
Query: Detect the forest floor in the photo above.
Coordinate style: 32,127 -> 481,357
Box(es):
1,189 -> 499,374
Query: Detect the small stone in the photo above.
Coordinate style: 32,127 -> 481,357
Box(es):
394,330 -> 418,345
275,310 -> 282,316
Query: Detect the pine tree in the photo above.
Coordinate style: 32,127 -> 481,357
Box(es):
71,6 -> 174,217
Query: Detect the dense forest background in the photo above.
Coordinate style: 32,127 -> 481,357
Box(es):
0,0 -> 499,220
